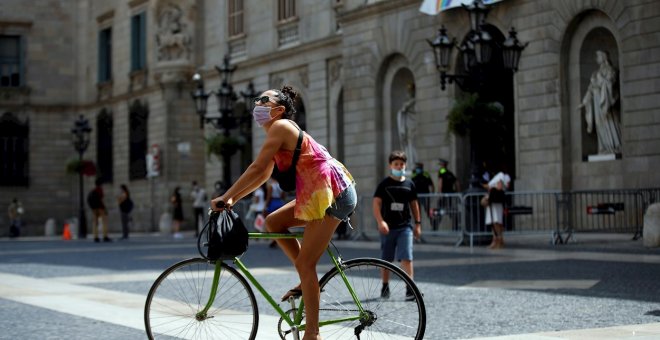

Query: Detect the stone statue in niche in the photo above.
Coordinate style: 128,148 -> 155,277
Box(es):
156,3 -> 192,62
578,50 -> 622,155
397,83 -> 417,166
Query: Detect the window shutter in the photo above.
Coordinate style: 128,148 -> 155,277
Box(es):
131,16 -> 138,71
140,12 -> 147,69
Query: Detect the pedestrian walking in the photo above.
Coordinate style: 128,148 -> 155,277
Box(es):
117,184 -> 133,240
190,180 -> 207,236
265,178 -> 286,248
7,198 -> 24,238
170,187 -> 184,239
436,158 -> 461,230
247,184 -> 266,232
87,178 -> 111,242
485,167 -> 511,249
411,162 -> 434,226
373,150 -> 422,301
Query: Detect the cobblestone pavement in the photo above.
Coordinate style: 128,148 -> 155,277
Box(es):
1,232 -> 660,339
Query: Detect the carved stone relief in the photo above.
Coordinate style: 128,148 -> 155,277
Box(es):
155,2 -> 193,62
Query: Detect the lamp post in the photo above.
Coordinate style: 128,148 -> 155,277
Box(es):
191,55 -> 257,188
71,115 -> 92,238
427,0 -> 527,91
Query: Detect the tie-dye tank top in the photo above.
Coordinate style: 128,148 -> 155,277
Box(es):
273,131 -> 354,221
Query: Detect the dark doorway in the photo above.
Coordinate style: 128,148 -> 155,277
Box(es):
96,109 -> 113,183
129,100 -> 148,180
457,24 -> 515,185
0,112 -> 29,186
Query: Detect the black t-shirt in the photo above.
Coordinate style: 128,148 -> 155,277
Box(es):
374,177 -> 418,229
412,173 -> 433,194
438,169 -> 457,193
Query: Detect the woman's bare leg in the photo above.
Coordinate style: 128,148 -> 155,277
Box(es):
264,200 -> 306,265
297,214 -> 341,339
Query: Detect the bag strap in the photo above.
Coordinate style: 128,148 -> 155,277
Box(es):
288,120 -> 303,169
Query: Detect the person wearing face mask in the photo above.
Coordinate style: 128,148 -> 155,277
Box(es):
411,162 -> 434,227
211,85 -> 356,340
372,151 -> 422,301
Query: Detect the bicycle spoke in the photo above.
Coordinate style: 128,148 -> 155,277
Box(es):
145,258 -> 258,340
318,258 -> 425,339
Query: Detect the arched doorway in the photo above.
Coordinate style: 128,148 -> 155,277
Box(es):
455,24 -> 515,187
0,112 -> 29,186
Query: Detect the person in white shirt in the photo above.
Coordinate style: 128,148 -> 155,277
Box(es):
248,184 -> 266,232
485,169 -> 511,249
190,180 -> 207,237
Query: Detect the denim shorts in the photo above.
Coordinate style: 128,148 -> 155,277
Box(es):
325,184 -> 357,221
381,226 -> 413,262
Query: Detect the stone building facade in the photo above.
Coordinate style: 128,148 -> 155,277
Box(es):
1,0 -> 659,235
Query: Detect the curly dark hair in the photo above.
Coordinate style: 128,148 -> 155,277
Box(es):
274,85 -> 298,120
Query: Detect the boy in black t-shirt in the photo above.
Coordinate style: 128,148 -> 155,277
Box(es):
373,151 -> 422,301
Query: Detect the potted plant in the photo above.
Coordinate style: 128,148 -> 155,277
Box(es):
446,93 -> 504,138
206,134 -> 244,158
66,159 -> 97,177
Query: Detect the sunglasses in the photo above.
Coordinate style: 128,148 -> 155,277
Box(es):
253,96 -> 278,104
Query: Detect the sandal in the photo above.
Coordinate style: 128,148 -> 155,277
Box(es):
281,286 -> 302,302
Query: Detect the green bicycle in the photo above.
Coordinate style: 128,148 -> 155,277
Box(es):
144,227 -> 426,339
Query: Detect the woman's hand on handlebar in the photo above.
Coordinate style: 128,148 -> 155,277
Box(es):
210,196 -> 233,212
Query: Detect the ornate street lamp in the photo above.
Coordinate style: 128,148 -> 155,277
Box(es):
190,55 -> 257,188
502,27 -> 527,72
71,115 -> 92,238
427,0 -> 526,91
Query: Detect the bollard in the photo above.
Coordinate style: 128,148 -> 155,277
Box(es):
159,212 -> 172,234
44,218 -> 56,237
643,203 -> 660,248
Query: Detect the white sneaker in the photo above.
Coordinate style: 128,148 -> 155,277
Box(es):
173,232 -> 184,239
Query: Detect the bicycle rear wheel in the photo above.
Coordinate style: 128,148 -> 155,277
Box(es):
144,258 -> 259,340
317,258 -> 426,339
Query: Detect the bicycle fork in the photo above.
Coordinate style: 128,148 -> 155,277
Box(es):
196,260 -> 223,321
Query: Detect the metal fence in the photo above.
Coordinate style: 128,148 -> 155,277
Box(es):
341,188 -> 660,249
222,188 -> 660,248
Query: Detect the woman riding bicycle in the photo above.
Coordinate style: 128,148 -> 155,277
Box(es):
211,85 -> 357,340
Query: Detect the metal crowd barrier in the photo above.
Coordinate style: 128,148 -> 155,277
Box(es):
346,187 -> 660,249
222,187 -> 660,248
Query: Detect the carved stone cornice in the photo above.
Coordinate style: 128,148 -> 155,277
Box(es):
96,10 -> 115,24
129,0 -> 150,8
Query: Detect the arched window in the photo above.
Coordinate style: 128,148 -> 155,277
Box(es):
0,112 -> 29,186
129,100 -> 148,180
96,109 -> 113,183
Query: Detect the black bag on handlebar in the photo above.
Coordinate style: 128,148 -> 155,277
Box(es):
204,210 -> 248,260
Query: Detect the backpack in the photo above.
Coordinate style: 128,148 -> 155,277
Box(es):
87,190 -> 101,209
120,197 -> 134,213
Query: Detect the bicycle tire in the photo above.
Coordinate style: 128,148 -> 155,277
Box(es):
144,258 -> 259,340
317,257 -> 426,339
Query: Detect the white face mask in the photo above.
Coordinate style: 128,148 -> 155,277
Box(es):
252,106 -> 273,126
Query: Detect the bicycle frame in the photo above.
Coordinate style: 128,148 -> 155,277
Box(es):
198,232 -> 367,333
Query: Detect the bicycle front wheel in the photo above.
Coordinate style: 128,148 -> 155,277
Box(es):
318,258 -> 426,339
144,258 -> 259,340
